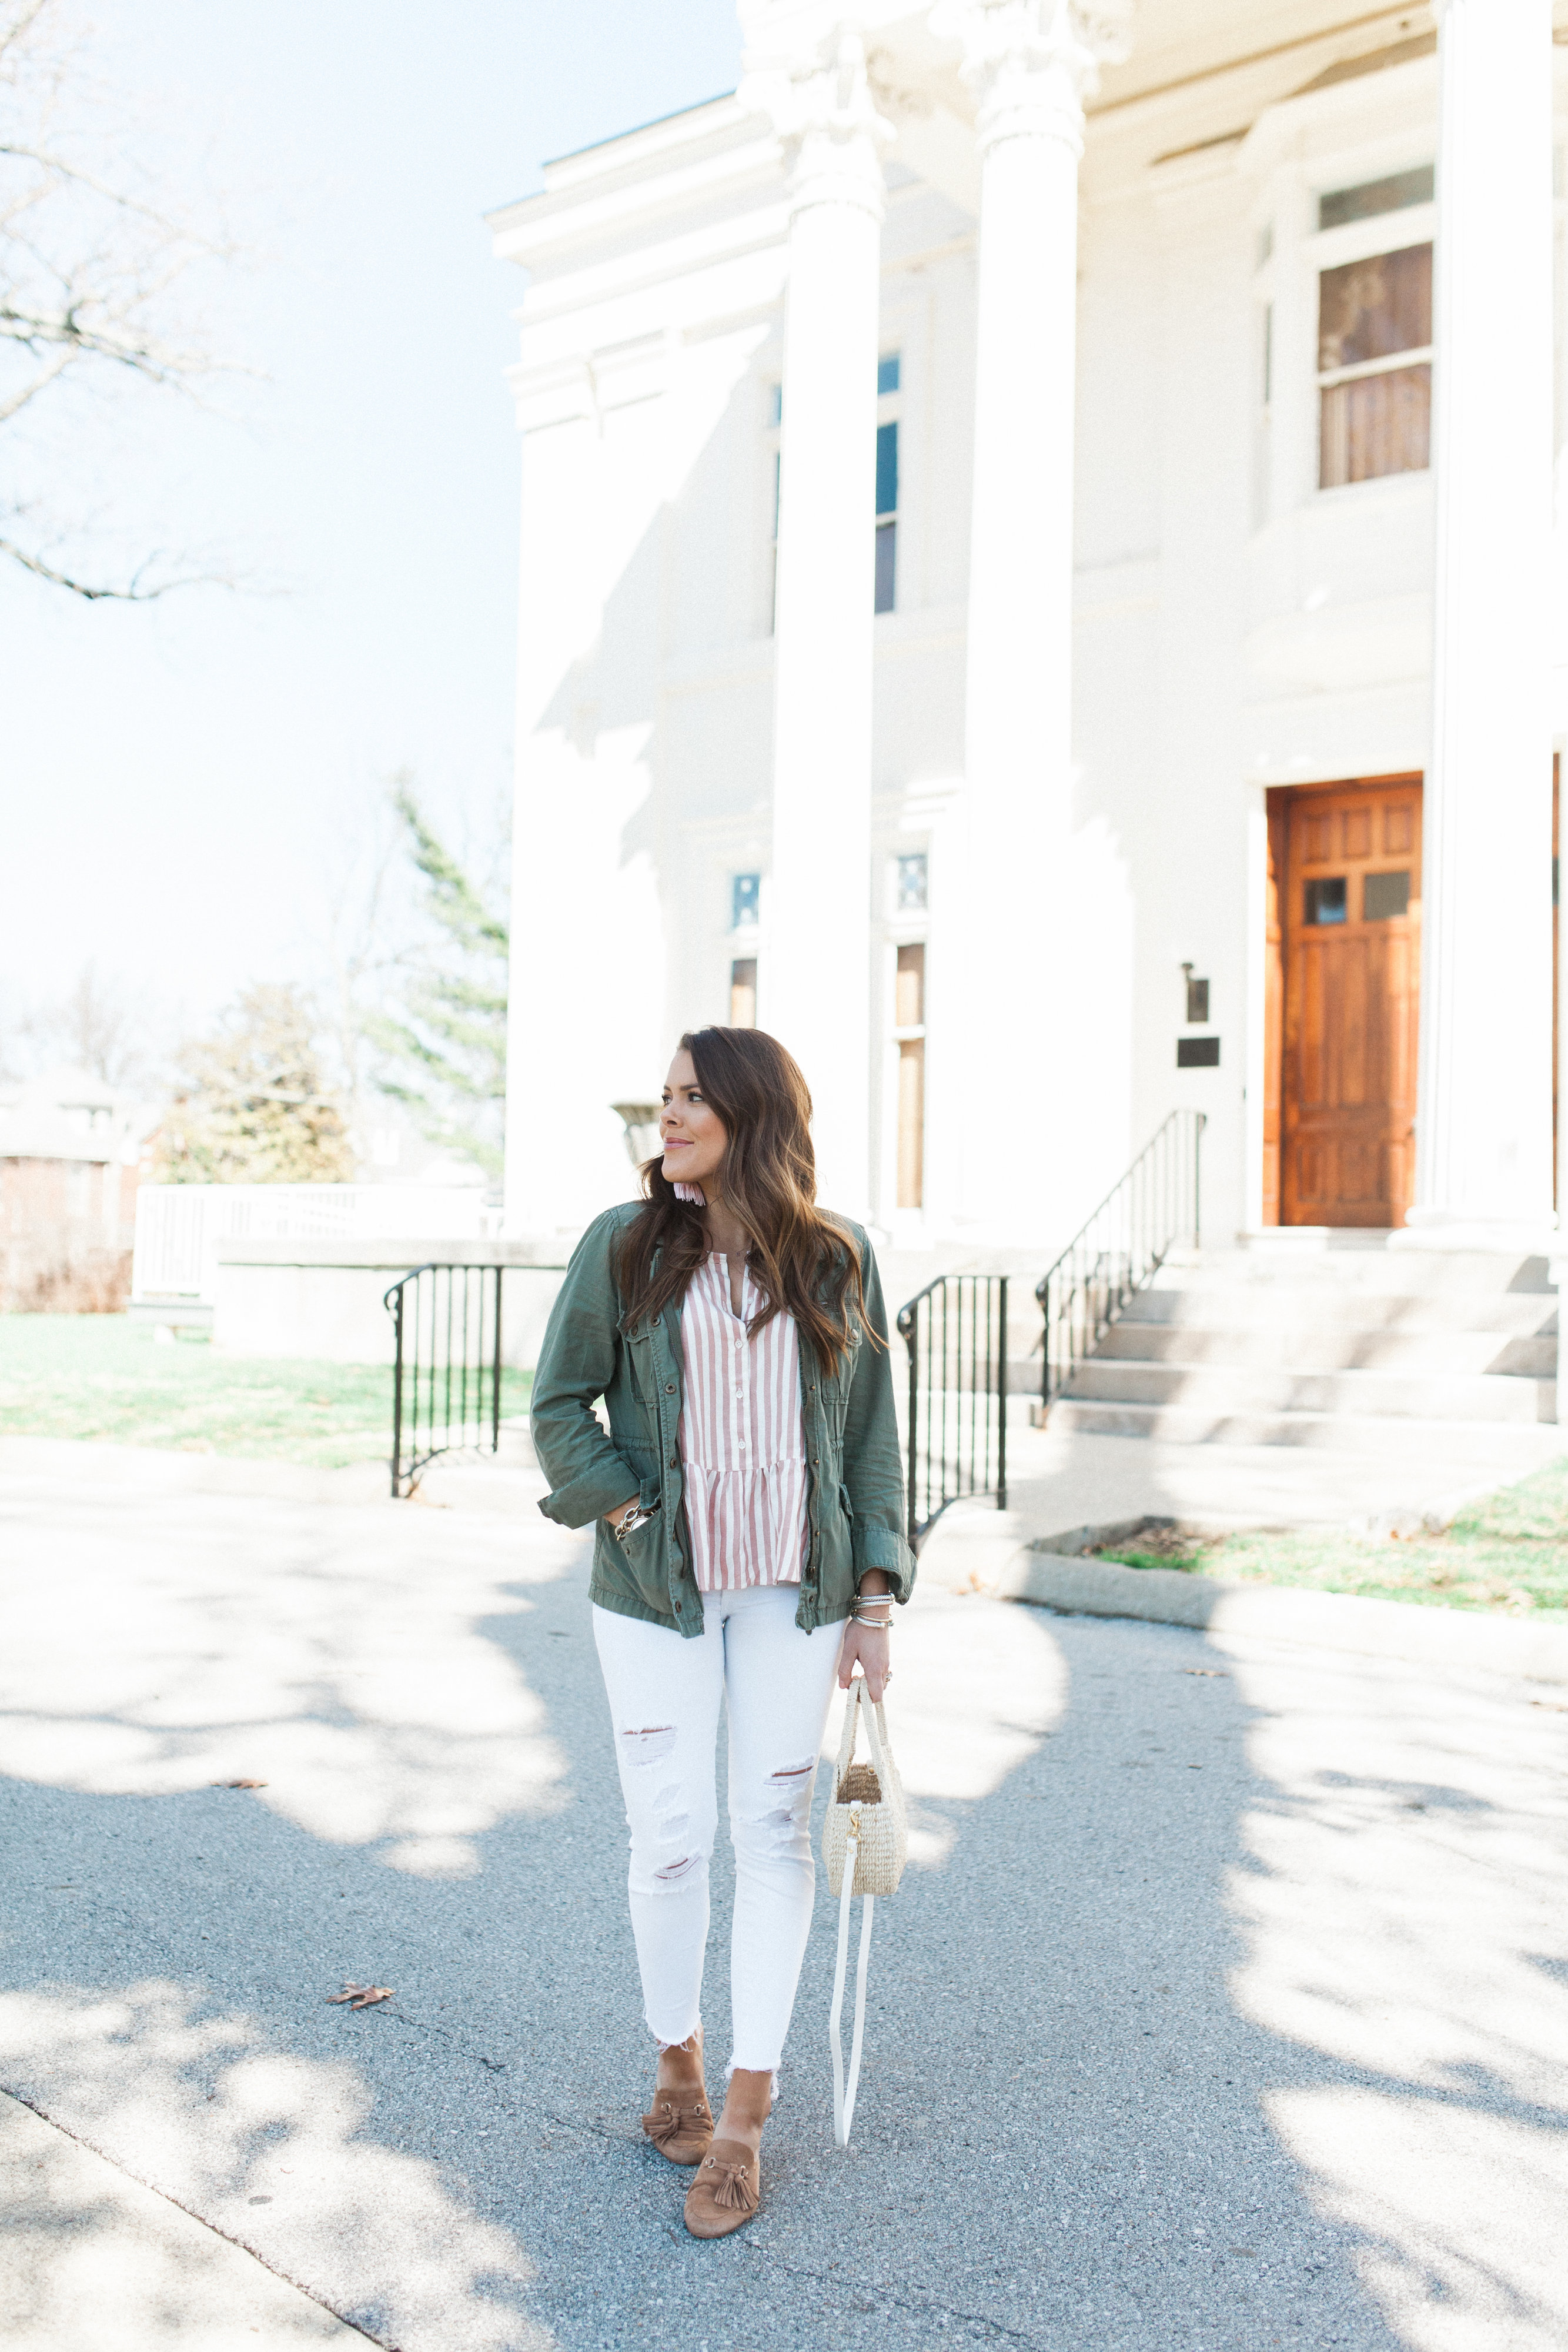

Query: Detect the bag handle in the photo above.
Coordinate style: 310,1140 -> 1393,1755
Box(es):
858,1683 -> 892,1787
834,1675 -> 863,1780
834,1674 -> 892,1792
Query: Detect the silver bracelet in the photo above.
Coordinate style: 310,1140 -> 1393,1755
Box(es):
851,1606 -> 893,1629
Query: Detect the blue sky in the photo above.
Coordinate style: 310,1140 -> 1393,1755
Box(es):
0,0 -> 741,1043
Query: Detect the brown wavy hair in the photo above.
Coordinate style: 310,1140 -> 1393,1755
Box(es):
613,1027 -> 877,1378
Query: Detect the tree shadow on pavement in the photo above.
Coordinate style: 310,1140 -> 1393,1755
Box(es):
5,1472 -> 1566,2352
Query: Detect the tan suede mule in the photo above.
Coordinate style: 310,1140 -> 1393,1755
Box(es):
683,2138 -> 761,2238
641,2090 -> 714,2166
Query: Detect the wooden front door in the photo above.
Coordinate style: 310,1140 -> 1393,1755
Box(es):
1281,777 -> 1422,1228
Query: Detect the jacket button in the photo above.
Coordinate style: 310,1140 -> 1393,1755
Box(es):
669,1454 -> 678,1468
813,1456 -> 820,1466
652,1316 -> 660,1325
665,1382 -> 676,1394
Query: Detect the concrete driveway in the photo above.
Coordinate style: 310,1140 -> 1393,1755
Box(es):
1,1441 -> 1564,2351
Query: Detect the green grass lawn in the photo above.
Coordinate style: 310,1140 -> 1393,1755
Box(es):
0,1314 -> 531,1470
1092,1455 -> 1568,1619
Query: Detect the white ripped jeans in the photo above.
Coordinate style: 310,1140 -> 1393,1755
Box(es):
593,1585 -> 845,2073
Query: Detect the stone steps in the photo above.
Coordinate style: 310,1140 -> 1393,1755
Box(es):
1052,1241 -> 1562,1457
1067,1357 -> 1553,1422
1142,1247 -> 1554,1298
1094,1325 -> 1556,1377
1122,1289 -> 1554,1336
1051,1398 -> 1559,1458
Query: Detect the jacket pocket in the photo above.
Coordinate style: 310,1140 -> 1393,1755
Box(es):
597,1512 -> 670,1615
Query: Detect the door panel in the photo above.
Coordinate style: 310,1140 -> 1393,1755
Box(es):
1281,778 -> 1422,1228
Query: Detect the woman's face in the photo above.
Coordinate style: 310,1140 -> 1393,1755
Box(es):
660,1048 -> 728,1189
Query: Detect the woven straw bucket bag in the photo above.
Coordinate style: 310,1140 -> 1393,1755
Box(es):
821,1677 -> 907,2145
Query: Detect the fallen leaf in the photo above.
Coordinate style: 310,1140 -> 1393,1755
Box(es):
212,1779 -> 268,1789
1181,1669 -> 1228,1679
327,1982 -> 394,2009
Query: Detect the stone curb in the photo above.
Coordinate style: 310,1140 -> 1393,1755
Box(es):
1001,1548 -> 1568,1685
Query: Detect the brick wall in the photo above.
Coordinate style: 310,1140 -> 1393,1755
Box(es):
0,1157 -> 138,1312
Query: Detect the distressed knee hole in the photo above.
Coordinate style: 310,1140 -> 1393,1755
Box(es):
621,1725 -> 676,1767
738,1802 -> 806,1857
654,1853 -> 700,1886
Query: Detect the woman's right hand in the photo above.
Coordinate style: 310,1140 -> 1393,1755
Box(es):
604,1497 -> 639,1533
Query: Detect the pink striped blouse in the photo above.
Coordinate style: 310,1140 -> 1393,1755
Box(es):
678,1253 -> 808,1592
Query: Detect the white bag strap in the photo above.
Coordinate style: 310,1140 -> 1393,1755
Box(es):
829,1819 -> 875,2148
829,1675 -> 891,2150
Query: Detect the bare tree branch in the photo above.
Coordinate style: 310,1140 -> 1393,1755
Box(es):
0,0 -> 251,599
0,526 -> 222,597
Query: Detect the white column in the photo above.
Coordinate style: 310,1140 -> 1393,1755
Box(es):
1410,0 -> 1556,1242
940,0 -> 1129,1241
757,35 -> 890,1217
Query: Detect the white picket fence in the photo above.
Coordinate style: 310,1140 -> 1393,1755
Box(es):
131,1184 -> 496,1309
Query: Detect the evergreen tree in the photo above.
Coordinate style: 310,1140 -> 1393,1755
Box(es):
158,984 -> 354,1183
369,784 -> 509,1178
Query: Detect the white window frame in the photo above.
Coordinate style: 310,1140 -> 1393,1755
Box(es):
1251,132 -> 1439,527
1310,203 -> 1435,497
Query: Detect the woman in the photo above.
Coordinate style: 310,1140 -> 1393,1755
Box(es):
530,1026 -> 915,2239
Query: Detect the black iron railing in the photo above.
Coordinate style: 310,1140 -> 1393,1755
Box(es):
895,1274 -> 1009,1546
385,1262 -> 504,1499
1035,1109 -> 1205,1415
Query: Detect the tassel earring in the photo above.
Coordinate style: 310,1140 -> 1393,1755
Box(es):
673,1182 -> 707,1205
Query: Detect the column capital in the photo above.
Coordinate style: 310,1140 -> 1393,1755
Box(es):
741,30 -> 893,223
931,0 -> 1132,156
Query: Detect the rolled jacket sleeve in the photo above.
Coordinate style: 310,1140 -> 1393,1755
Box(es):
530,1212 -> 643,1529
840,1233 -> 918,1603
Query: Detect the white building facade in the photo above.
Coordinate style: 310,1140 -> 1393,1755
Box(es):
490,0 -> 1568,1261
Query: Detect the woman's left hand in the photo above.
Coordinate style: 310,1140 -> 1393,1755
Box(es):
838,1619 -> 891,1703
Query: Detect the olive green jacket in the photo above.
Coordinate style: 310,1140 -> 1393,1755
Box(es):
530,1202 -> 917,1638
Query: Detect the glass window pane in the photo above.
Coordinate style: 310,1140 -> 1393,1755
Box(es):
896,853 -> 928,911
875,420 -> 898,519
877,353 -> 901,396
1319,245 -> 1432,371
732,873 -> 761,928
1363,870 -> 1411,920
730,958 -> 757,1028
1320,363 -> 1430,487
1318,166 -> 1434,231
1304,877 -> 1348,926
897,1038 -> 924,1207
767,383 -> 781,426
874,519 -> 896,614
895,942 -> 925,1027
